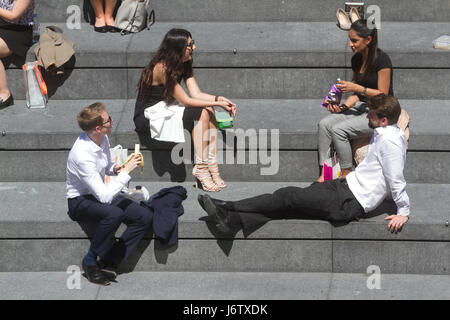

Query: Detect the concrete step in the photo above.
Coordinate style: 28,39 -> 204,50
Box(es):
3,148 -> 450,183
1,99 -> 449,183
6,22 -> 449,100
0,181 -> 449,274
1,271 -> 449,300
2,99 -> 449,151
37,0 -> 450,23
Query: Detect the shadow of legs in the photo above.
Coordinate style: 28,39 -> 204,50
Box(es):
137,131 -> 189,182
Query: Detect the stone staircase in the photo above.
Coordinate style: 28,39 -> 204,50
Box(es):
0,0 -> 449,284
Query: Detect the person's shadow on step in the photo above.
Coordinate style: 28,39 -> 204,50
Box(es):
137,132 -> 191,182
198,199 -> 396,255
76,222 -> 178,275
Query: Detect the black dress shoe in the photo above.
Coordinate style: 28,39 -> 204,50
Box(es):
82,259 -> 110,286
94,25 -> 108,33
198,194 -> 233,234
0,95 -> 13,108
98,260 -> 118,281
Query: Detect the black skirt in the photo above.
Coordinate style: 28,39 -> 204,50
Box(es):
0,19 -> 32,57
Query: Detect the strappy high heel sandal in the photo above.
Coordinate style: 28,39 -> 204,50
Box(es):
208,161 -> 226,188
193,163 -> 221,192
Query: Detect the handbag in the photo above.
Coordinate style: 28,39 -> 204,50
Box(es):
22,61 -> 48,109
114,0 -> 155,35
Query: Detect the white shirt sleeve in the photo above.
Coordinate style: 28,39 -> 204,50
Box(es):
76,157 -> 130,204
379,139 -> 410,216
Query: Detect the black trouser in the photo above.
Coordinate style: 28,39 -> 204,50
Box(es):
230,179 -> 364,230
68,195 -> 153,264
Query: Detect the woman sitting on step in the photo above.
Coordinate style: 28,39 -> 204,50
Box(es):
134,28 -> 236,192
317,19 -> 394,182
0,0 -> 34,108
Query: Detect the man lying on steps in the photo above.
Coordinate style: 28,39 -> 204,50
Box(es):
66,102 -> 150,286
199,94 -> 409,234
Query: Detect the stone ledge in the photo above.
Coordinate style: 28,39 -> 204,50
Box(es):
4,22 -> 447,69
1,99 -> 449,151
0,182 -> 449,241
36,0 -> 450,23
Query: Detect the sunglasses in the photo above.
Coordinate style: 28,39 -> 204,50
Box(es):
187,39 -> 195,49
102,116 -> 112,126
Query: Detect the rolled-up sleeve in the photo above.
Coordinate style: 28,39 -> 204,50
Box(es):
379,139 -> 410,216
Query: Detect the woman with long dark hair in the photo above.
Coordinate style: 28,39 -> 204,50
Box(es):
316,19 -> 393,182
134,28 -> 236,192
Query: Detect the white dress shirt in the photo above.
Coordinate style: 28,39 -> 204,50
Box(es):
66,133 -> 131,204
346,125 -> 410,216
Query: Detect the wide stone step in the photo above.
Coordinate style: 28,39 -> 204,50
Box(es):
6,22 -> 449,100
1,99 -> 449,183
1,99 -> 449,151
0,181 -> 449,274
3,149 -> 450,183
36,0 -> 450,23
1,271 -> 450,300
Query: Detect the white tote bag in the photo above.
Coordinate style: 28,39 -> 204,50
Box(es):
105,145 -> 128,184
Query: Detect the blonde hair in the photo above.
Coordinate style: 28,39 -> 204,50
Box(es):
77,102 -> 105,132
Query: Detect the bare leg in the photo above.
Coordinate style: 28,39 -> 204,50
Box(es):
192,108 -> 220,191
0,38 -> 12,101
104,0 -> 117,26
206,107 -> 226,188
317,166 -> 325,183
90,0 -> 106,27
192,108 -> 210,163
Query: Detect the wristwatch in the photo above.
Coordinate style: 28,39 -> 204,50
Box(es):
362,87 -> 367,96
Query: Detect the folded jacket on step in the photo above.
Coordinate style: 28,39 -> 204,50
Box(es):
141,186 -> 187,246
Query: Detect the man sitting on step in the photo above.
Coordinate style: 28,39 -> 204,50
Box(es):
199,94 -> 409,234
66,102 -> 150,286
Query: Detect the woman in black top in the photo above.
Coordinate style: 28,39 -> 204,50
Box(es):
134,29 -> 236,192
317,19 -> 393,182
